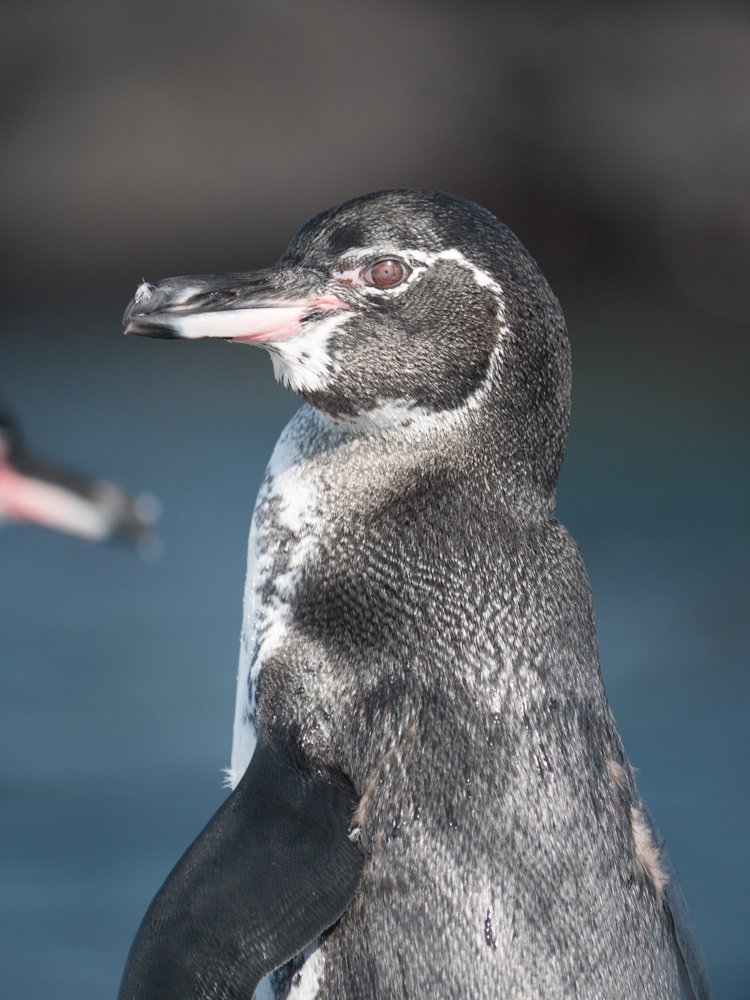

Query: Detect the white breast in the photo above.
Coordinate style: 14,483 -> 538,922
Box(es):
226,407 -> 331,789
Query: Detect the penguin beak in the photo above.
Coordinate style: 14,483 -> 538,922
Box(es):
123,268 -> 352,343
0,434 -> 160,551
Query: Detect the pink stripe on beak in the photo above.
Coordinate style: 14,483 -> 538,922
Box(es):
170,295 -> 351,343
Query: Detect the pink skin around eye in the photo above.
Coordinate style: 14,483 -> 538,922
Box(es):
312,293 -> 353,310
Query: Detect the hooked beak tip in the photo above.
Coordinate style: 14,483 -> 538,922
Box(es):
124,318 -> 180,339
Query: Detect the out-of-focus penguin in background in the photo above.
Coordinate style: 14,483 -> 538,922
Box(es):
0,401 -> 159,554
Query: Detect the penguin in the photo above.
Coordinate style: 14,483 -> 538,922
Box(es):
119,189 -> 710,1000
0,401 -> 159,552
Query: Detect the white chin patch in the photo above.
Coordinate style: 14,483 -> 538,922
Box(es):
266,312 -> 352,394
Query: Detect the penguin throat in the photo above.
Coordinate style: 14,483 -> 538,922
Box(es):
265,312 -> 352,394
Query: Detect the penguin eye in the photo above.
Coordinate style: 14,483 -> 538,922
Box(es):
364,259 -> 409,288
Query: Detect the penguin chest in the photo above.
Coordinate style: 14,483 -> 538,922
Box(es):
228,410 -> 342,787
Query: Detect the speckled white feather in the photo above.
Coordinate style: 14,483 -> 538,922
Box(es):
133,281 -> 153,305
251,937 -> 323,999
267,311 -> 352,393
287,941 -> 325,1000
227,410 -> 332,788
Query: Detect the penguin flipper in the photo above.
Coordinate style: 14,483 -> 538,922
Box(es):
117,738 -> 364,1000
643,804 -> 712,1000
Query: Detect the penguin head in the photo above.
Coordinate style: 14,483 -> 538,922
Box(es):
124,190 -> 570,498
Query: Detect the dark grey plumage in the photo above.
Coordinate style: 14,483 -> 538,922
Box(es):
120,189 -> 710,999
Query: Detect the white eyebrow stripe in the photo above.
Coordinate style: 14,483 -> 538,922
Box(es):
332,247 -> 505,310
404,248 -> 505,303
331,266 -> 363,285
337,246 -> 394,262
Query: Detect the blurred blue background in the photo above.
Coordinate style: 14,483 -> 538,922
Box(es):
1,2 -> 748,997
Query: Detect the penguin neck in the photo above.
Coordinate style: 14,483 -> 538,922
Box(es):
291,325 -> 567,518
293,397 -> 557,522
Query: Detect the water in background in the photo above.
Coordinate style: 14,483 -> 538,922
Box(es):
1,285 -> 748,998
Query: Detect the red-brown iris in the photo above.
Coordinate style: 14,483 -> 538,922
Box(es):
364,259 -> 409,288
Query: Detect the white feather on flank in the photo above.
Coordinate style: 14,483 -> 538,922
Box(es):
287,940 -> 325,1000
631,805 -> 669,897
606,757 -> 668,899
251,939 -> 324,1000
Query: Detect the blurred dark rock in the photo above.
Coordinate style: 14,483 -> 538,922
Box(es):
1,0 -> 748,322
